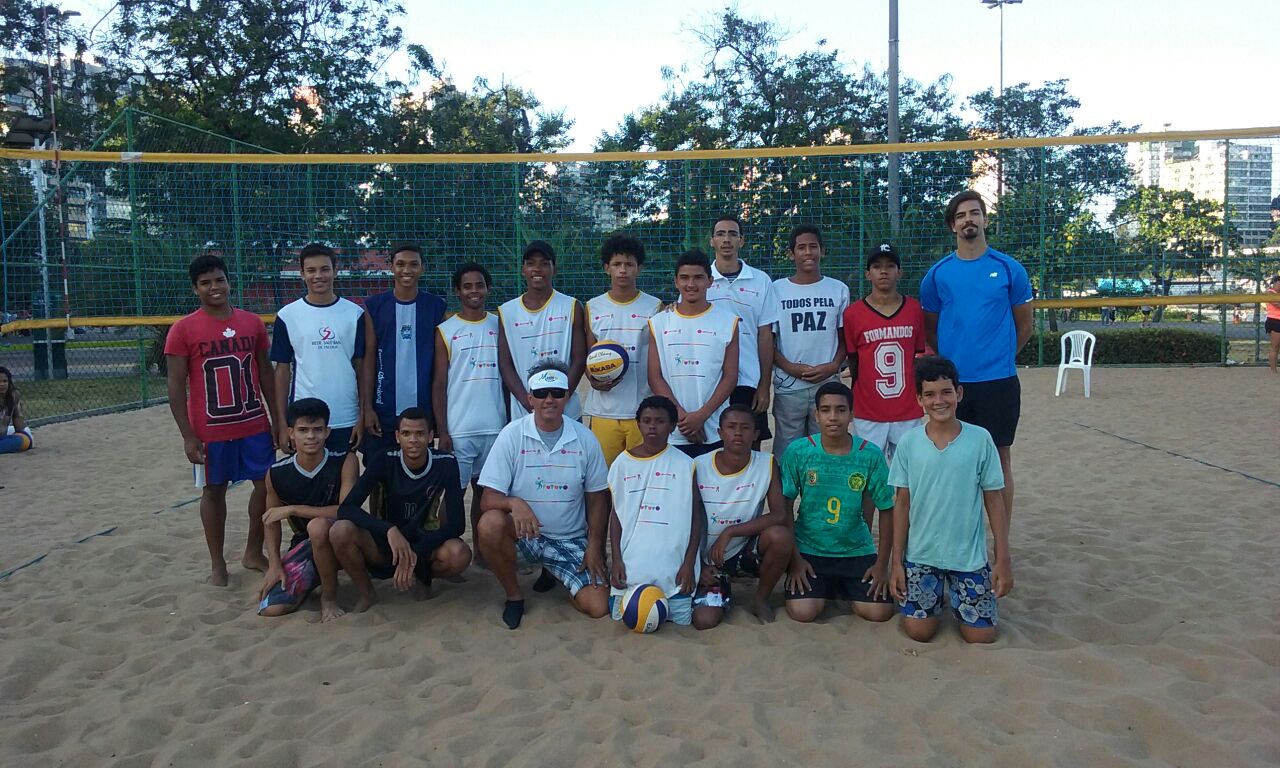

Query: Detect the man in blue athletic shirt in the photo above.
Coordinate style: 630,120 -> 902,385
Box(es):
919,191 -> 1033,523
360,242 -> 446,456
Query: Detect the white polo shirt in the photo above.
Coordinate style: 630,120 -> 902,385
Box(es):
478,413 -> 609,540
707,260 -> 779,388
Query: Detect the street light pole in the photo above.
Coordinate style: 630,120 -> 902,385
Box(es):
981,1 -> 1021,218
887,0 -> 901,237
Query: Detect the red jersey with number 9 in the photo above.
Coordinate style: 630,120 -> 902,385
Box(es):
165,308 -> 271,443
843,297 -> 927,422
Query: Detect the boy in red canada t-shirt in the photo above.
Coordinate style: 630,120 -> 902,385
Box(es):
165,254 -> 279,586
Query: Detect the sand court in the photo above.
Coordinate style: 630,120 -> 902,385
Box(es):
1,367 -> 1277,766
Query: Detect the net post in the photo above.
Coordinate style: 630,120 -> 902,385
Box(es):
305,164 -> 316,233
1255,254 -> 1263,362
1220,139 -> 1230,364
1037,145 -> 1046,367
512,162 -> 523,289
856,158 -> 865,298
682,161 -> 692,251
230,140 -> 245,303
126,108 -> 148,405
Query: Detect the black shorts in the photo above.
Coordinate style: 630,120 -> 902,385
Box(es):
369,533 -> 433,586
1266,318 -> 1280,334
730,385 -> 773,440
676,441 -> 722,459
784,553 -> 890,603
956,375 -> 1020,447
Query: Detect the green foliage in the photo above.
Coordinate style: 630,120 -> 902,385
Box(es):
1017,328 -> 1222,366
593,8 -> 970,276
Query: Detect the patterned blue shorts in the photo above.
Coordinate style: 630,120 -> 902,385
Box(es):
900,561 -> 998,628
516,535 -> 599,596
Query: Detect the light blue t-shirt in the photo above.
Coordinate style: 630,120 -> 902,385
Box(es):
919,248 -> 1032,383
887,422 -> 1005,572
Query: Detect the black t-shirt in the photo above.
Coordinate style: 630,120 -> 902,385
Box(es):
338,449 -> 464,554
269,450 -> 347,545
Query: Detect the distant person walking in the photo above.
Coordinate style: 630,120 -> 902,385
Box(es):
1266,275 -> 1280,374
920,191 -> 1032,523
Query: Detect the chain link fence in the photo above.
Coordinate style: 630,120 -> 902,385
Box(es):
2,114 -> 1278,424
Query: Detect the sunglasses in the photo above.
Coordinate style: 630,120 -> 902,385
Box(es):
530,388 -> 568,400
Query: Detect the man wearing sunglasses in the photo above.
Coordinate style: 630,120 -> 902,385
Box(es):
476,362 -> 611,629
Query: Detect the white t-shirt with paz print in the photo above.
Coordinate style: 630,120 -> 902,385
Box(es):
771,276 -> 850,393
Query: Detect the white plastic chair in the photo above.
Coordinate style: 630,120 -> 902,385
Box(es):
1055,330 -> 1096,397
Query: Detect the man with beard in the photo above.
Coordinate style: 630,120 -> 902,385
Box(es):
919,191 -> 1032,524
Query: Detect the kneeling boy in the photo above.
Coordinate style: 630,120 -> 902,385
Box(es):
332,407 -> 472,611
607,396 -> 702,626
781,381 -> 896,623
888,355 -> 1012,644
692,404 -> 793,627
258,398 -> 359,621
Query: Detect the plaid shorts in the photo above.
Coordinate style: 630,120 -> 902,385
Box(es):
516,534 -> 599,596
900,560 -> 998,628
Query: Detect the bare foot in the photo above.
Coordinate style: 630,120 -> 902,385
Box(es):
208,563 -> 229,587
241,551 -> 269,572
320,598 -> 345,622
352,591 -> 379,613
411,582 -> 435,601
751,598 -> 776,624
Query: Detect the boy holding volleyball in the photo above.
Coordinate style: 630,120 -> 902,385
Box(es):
888,355 -> 1012,644
607,395 -> 702,626
585,234 -> 663,465
780,381 -> 896,624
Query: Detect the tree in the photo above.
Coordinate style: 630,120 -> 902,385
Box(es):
594,8 -> 970,282
973,80 -> 1135,328
1110,186 -> 1236,321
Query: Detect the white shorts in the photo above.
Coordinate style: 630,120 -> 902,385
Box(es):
451,433 -> 497,488
853,418 -> 921,460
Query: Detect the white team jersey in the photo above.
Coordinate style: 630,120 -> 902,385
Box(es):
693,449 -> 773,561
584,292 -> 662,419
707,260 -> 779,388
273,297 -> 365,428
771,276 -> 850,393
649,304 -> 739,445
437,312 -> 505,438
608,447 -> 699,597
499,291 -> 581,419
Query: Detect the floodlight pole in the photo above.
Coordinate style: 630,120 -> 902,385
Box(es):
981,1 -> 1022,214
887,0 -> 901,237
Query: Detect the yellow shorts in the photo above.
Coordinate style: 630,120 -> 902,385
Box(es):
589,416 -> 642,465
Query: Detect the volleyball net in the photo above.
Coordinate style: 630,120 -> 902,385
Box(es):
2,110 -> 1278,422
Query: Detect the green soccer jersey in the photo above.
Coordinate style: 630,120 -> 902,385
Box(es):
780,434 -> 893,558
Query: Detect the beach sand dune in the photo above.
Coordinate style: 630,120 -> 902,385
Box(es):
1,368 -> 1277,767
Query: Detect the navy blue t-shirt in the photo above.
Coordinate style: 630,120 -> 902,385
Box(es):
919,248 -> 1032,383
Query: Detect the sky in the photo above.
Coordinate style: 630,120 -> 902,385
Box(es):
69,0 -> 1278,191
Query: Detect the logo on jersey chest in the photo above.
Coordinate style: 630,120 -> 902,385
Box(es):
862,325 -> 914,344
399,324 -> 413,340
698,483 -> 721,492
535,477 -> 570,491
789,312 -> 829,333
848,473 -> 866,491
806,470 -> 818,486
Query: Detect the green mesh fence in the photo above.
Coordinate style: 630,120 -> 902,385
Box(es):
2,113 -> 1278,424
